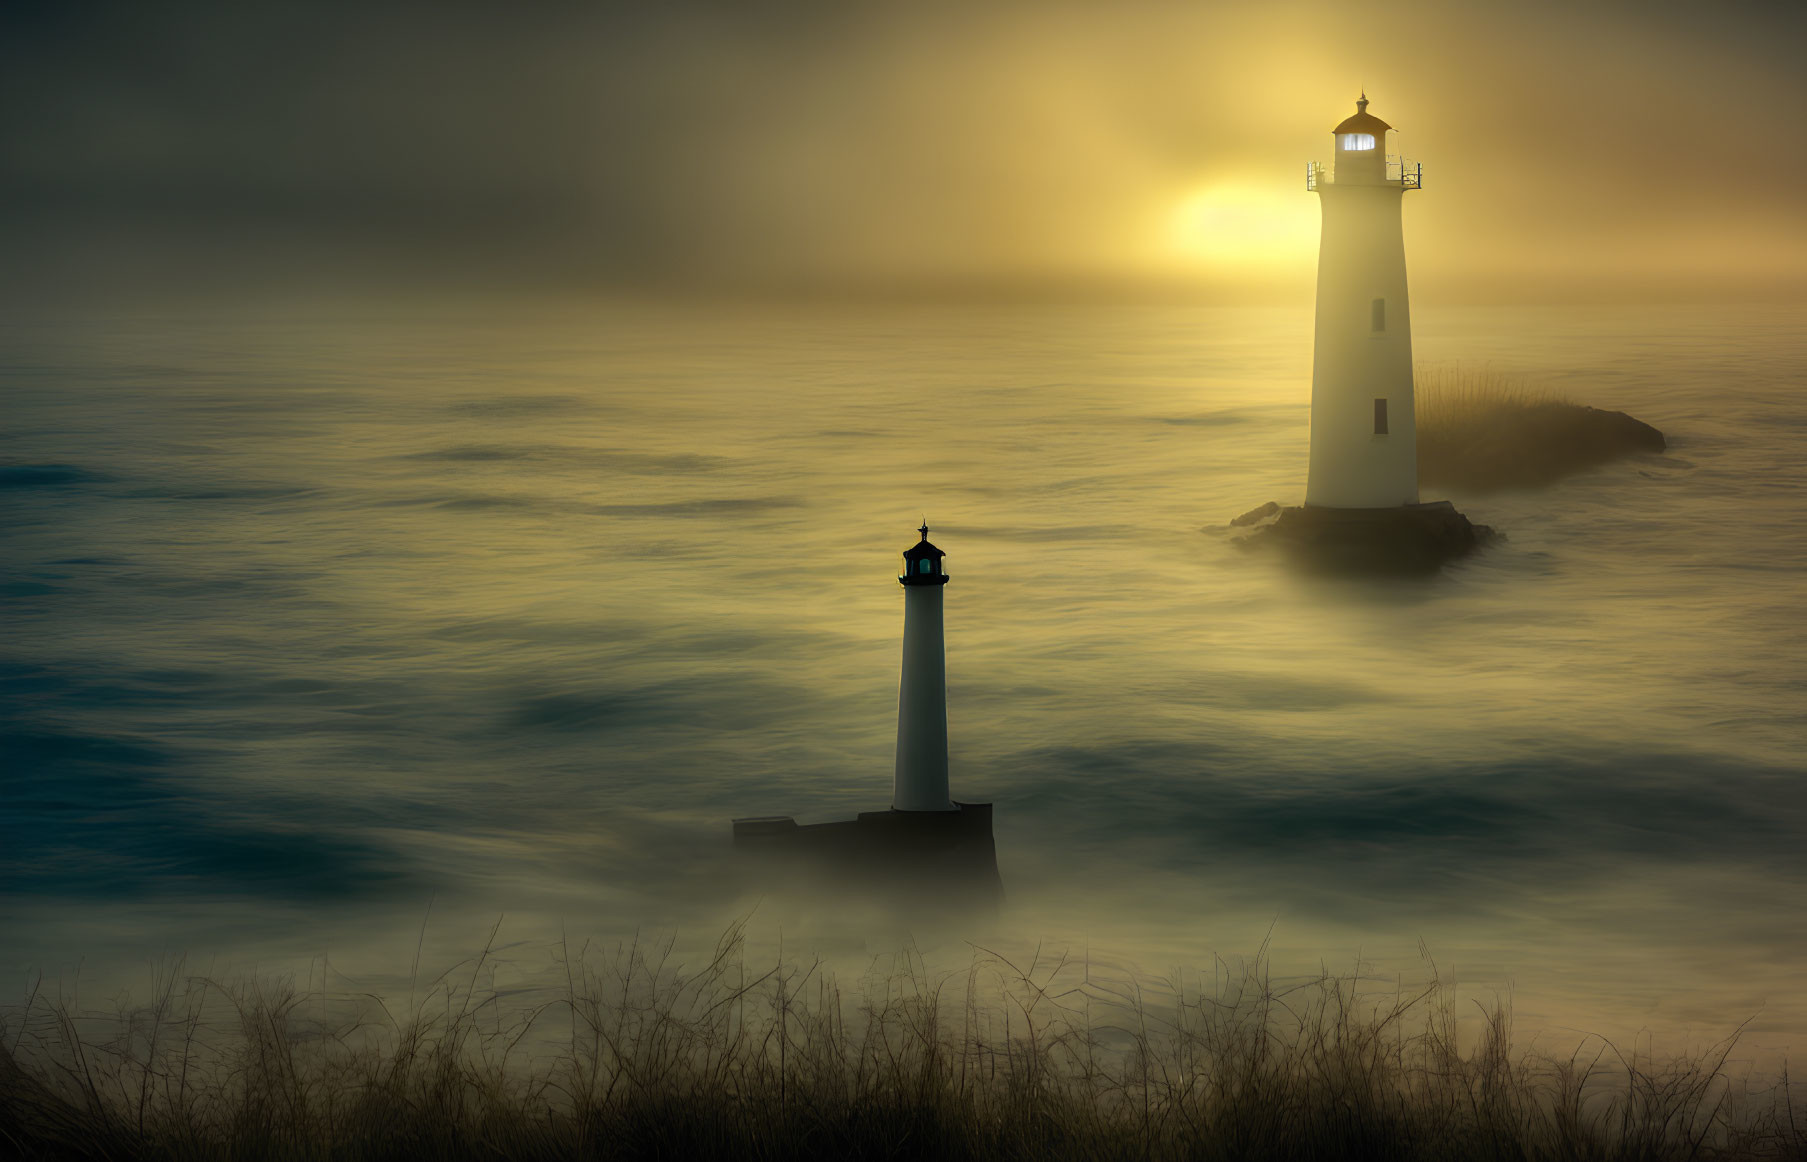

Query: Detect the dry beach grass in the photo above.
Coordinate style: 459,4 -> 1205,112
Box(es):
4,921 -> 1804,1161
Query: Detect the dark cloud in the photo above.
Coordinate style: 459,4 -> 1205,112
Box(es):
2,0 -> 1803,300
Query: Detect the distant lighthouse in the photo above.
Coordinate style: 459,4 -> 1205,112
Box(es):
894,522 -> 955,812
729,522 -> 1002,911
1305,95 -> 1422,509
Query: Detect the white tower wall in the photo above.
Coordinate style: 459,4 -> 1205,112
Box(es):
893,582 -> 954,812
1306,140 -> 1419,509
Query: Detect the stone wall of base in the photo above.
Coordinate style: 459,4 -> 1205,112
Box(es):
731,802 -> 1004,911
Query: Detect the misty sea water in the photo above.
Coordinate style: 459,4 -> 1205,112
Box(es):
3,298 -> 1804,1065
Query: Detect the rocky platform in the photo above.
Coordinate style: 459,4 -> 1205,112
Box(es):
1233,500 -> 1495,575
731,802 -> 1004,912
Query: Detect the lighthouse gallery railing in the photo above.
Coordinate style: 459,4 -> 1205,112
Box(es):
1305,158 -> 1423,191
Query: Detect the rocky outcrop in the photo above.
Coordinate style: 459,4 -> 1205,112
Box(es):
1234,501 -> 1495,575
1231,500 -> 1281,527
1418,403 -> 1665,493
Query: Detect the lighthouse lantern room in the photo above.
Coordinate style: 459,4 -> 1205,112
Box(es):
901,527 -> 946,582
1305,95 -> 1423,510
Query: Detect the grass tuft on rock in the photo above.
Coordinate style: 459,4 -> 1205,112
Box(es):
1416,364 -> 1666,493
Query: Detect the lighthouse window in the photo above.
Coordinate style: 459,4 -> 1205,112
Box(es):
1371,298 -> 1386,332
1374,398 -> 1389,435
1338,132 -> 1376,151
919,559 -> 932,574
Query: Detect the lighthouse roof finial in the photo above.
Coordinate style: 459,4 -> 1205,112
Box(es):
1333,93 -> 1391,135
901,520 -> 946,570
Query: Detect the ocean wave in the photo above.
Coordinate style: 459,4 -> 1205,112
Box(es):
0,464 -> 106,489
0,727 -> 411,901
403,444 -> 728,474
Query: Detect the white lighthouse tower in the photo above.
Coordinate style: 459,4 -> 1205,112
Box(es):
893,522 -> 956,813
1305,95 -> 1422,510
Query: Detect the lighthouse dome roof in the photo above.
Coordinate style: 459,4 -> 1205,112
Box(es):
1333,96 -> 1391,136
903,522 -> 945,560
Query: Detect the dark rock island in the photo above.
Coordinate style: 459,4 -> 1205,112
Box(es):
1233,500 -> 1495,575
1417,400 -> 1666,493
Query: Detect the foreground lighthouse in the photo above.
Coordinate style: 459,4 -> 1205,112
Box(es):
731,524 -> 1002,910
1306,94 -> 1421,509
894,524 -> 955,812
1233,95 -> 1490,571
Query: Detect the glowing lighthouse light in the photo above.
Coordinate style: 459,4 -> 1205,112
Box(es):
893,522 -> 956,813
1305,94 -> 1423,510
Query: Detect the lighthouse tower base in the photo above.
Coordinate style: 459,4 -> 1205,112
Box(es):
1233,500 -> 1495,575
731,802 -> 1003,914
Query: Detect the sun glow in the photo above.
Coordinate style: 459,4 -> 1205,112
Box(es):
1165,183 -> 1317,275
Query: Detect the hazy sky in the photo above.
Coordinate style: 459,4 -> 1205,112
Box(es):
5,0 -> 1803,302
